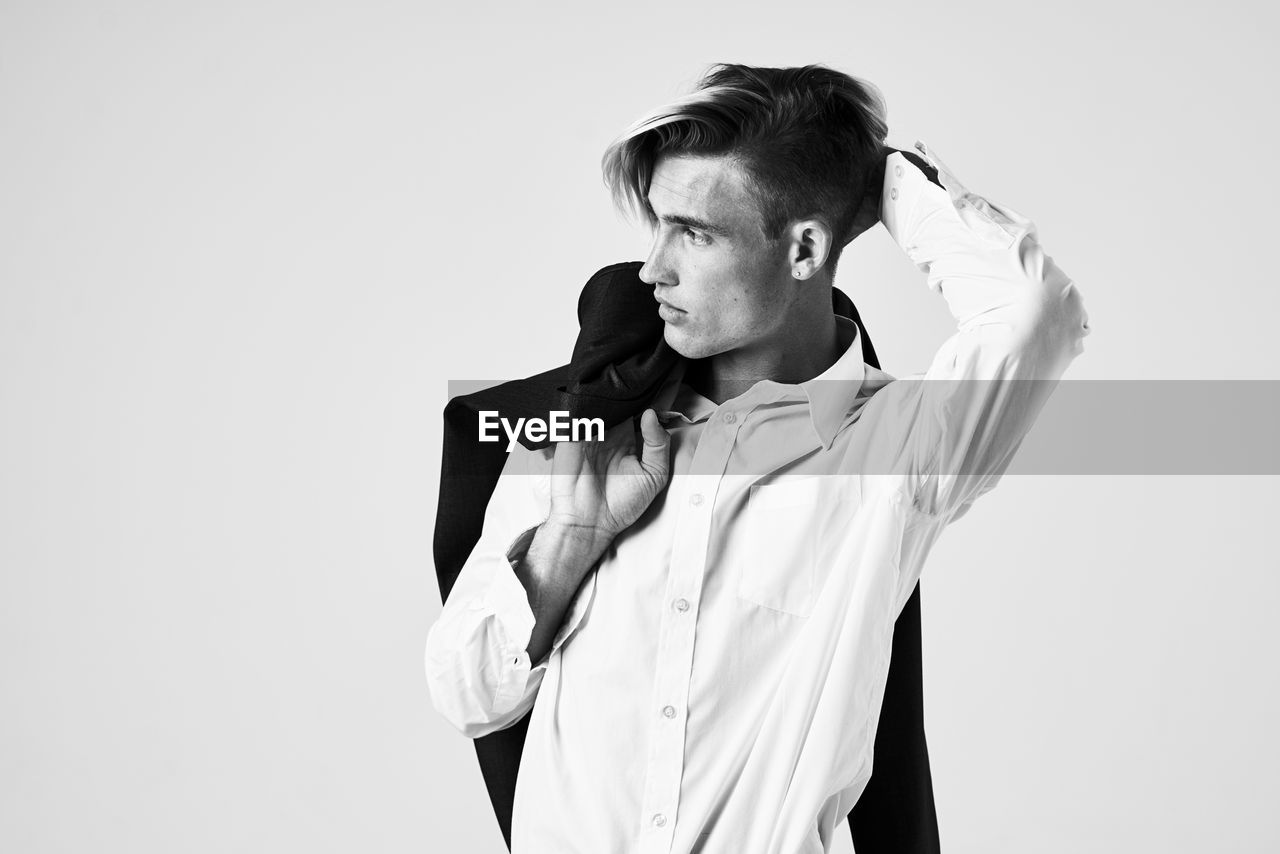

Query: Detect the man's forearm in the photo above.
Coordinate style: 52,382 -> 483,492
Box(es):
513,522 -> 608,665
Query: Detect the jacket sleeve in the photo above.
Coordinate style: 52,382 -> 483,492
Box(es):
877,143 -> 1091,518
424,442 -> 598,738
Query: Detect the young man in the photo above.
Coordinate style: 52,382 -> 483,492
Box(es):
426,64 -> 1089,853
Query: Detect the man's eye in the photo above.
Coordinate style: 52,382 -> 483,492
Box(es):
684,228 -> 710,246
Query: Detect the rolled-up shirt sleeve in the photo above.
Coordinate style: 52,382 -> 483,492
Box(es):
879,142 -> 1091,518
425,442 -> 597,739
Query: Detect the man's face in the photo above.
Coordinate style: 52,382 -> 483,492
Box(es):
638,154 -> 795,361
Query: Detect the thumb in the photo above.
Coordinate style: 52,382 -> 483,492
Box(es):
637,408 -> 670,478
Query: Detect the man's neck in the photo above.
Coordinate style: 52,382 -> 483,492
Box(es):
686,302 -> 844,405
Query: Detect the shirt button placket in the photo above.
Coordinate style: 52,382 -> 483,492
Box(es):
640,438 -> 723,853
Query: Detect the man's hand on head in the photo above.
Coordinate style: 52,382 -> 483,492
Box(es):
846,145 -> 893,244
845,145 -> 940,246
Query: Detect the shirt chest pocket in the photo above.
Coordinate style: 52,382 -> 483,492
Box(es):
736,477 -> 858,618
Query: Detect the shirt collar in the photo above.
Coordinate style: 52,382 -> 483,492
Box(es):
796,315 -> 867,449
653,361 -> 717,425
650,361 -> 683,414
653,315 -> 867,447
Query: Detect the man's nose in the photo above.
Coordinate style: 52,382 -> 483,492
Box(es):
638,238 -> 672,287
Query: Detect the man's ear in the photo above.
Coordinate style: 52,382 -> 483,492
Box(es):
786,218 -> 834,281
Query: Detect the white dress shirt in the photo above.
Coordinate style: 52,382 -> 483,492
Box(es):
425,144 -> 1090,854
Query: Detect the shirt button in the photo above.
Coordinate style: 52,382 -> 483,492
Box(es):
652,813 -> 667,828
895,164 -> 904,178
890,187 -> 899,200
662,704 -> 676,718
723,412 -> 737,424
689,493 -> 704,506
673,598 -> 690,613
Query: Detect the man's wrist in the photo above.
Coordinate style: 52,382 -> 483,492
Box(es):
528,519 -> 611,585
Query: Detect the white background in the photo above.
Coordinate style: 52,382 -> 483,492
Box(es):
3,1 -> 1278,852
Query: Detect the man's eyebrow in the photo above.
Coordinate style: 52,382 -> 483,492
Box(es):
654,211 -> 730,237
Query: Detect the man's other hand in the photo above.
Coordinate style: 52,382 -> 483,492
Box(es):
543,409 -> 671,559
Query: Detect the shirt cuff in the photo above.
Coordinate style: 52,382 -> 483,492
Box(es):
483,525 -> 600,709
480,526 -> 540,712
881,141 -> 1036,269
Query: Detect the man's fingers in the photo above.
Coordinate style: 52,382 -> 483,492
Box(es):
637,409 -> 670,477
550,433 -> 587,476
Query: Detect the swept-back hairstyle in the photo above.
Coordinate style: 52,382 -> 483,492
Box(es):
601,63 -> 888,273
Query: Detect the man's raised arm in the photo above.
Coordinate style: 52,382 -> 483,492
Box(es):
873,141 -> 1091,519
